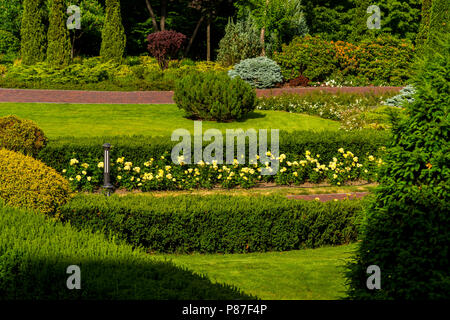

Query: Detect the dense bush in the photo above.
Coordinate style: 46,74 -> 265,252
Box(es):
228,56 -> 283,89
0,203 -> 252,300
0,115 -> 47,156
0,30 -> 20,54
346,34 -> 450,300
174,71 -> 257,121
147,30 -> 187,70
61,194 -> 365,253
0,149 -> 72,214
355,36 -> 415,86
100,0 -> 126,62
216,17 -> 262,67
38,130 -> 390,174
273,36 -> 335,82
273,35 -> 415,86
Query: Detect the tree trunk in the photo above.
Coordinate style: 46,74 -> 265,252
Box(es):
160,0 -> 167,31
207,19 -> 211,61
260,27 -> 265,56
145,0 -> 159,32
185,16 -> 204,56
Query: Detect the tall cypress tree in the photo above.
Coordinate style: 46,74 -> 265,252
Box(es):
20,0 -> 46,65
426,0 -> 450,50
415,0 -> 432,51
100,0 -> 126,62
47,0 -> 71,66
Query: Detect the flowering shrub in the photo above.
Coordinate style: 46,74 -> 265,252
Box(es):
62,148 -> 384,192
257,91 -> 397,121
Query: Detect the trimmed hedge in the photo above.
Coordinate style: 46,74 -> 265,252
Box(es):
60,194 -> 365,253
38,130 -> 390,173
0,203 -> 252,300
0,149 -> 72,215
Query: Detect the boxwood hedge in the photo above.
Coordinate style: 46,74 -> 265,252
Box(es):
60,194 -> 365,254
38,130 -> 390,173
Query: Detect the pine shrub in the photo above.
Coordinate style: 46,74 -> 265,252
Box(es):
345,34 -> 450,300
228,56 -> 283,89
216,17 -> 262,67
174,71 -> 257,121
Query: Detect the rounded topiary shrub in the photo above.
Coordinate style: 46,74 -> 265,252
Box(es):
0,115 -> 48,157
174,71 -> 257,121
0,149 -> 72,215
228,56 -> 283,89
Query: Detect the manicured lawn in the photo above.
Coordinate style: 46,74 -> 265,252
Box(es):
0,103 -> 340,138
155,244 -> 357,300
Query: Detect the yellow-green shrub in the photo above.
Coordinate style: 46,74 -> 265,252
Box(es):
0,115 -> 48,156
0,149 -> 72,214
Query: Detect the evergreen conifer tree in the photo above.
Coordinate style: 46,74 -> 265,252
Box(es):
20,0 -> 46,65
345,33 -> 450,299
47,0 -> 71,66
100,0 -> 126,62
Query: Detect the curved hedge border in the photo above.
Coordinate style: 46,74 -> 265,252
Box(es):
61,194 -> 365,254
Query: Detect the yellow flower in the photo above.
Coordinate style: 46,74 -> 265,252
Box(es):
116,157 -> 124,164
62,169 -> 67,173
293,171 -> 298,177
70,159 -> 79,166
133,167 -> 141,173
76,175 -> 81,181
82,171 -> 87,175
368,155 -> 375,161
82,163 -> 89,169
117,176 -> 122,180
87,176 -> 92,181
338,148 -> 344,153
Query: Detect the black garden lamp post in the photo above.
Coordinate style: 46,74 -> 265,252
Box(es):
102,143 -> 114,196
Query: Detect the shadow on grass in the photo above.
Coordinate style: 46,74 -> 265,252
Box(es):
0,256 -> 255,300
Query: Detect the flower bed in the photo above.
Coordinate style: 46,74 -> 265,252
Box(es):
62,148 -> 383,192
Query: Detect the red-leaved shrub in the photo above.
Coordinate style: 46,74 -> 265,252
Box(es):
147,30 -> 187,70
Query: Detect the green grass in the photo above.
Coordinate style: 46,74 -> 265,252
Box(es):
0,103 -> 340,138
155,244 -> 357,300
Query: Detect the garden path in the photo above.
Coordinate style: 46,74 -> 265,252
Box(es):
0,87 -> 401,104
